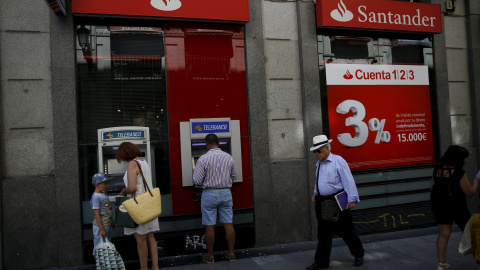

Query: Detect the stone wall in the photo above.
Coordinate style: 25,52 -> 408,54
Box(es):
0,0 -> 82,268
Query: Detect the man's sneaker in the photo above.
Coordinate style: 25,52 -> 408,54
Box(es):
354,257 -> 364,267
224,252 -> 236,262
202,253 -> 214,264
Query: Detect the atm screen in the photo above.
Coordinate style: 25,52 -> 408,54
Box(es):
107,159 -> 127,175
107,175 -> 126,195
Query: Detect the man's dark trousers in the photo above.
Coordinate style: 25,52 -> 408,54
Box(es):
314,195 -> 364,268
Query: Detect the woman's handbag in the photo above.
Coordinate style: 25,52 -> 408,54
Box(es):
459,213 -> 479,255
472,214 -> 480,260
320,199 -> 340,222
94,237 -> 125,270
114,196 -> 138,228
122,160 -> 162,225
193,186 -> 203,202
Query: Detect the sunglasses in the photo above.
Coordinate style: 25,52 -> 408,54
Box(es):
313,149 -> 322,154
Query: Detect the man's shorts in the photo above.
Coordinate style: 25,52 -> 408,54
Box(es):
201,188 -> 233,226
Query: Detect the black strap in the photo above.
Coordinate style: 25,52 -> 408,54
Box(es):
439,167 -> 454,200
132,159 -> 154,204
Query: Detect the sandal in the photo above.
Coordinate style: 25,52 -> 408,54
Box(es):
202,253 -> 214,264
436,262 -> 450,270
224,251 -> 236,262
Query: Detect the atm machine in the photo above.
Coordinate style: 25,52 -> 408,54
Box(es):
97,126 -> 152,199
179,118 -> 243,186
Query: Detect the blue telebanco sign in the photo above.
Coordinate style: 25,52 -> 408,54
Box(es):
102,130 -> 146,141
191,121 -> 230,134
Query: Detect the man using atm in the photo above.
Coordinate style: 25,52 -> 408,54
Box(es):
193,133 -> 238,264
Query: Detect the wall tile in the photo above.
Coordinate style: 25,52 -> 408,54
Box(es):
0,0 -> 50,32
269,119 -> 305,160
1,32 -> 51,79
4,129 -> 55,177
445,16 -> 467,48
446,48 -> 469,82
263,1 -> 298,41
451,115 -> 473,146
448,81 -> 471,115
266,79 -> 303,120
2,80 -> 53,128
264,39 -> 300,79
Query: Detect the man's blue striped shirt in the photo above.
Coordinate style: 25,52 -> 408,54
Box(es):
193,148 -> 238,188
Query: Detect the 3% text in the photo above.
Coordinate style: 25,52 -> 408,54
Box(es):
369,118 -> 391,144
336,99 -> 391,147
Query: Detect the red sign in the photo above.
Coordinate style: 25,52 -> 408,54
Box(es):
317,0 -> 442,34
326,64 -> 435,170
72,0 -> 249,23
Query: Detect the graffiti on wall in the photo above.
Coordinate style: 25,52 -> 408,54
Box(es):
354,212 -> 426,229
185,234 -> 207,250
352,206 -> 434,234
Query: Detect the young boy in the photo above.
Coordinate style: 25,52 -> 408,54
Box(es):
91,172 -> 115,255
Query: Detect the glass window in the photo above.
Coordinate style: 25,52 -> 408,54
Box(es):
76,25 -> 170,204
317,35 -> 437,210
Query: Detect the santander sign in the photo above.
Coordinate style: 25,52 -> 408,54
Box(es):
317,0 -> 442,34
151,0 -> 182,11
72,0 -> 249,23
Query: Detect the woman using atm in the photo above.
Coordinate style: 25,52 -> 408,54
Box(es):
117,142 -> 160,270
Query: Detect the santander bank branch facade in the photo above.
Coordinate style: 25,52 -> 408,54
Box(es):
69,0 -> 453,264
315,0 -> 444,233
6,0 -> 480,268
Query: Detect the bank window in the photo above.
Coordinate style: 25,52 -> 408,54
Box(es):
317,35 -> 437,222
75,25 -> 170,206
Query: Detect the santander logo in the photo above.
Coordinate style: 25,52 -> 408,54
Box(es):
343,70 -> 353,80
320,0 -> 441,34
330,0 -> 353,22
151,0 -> 182,11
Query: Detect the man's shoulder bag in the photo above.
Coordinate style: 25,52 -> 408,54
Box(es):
320,199 -> 340,222
316,165 -> 340,222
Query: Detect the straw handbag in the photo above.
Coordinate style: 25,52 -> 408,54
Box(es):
122,160 -> 161,224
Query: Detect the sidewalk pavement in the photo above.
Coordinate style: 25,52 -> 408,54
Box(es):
43,226 -> 478,270
157,226 -> 477,270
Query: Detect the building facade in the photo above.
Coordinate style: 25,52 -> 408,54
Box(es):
0,0 -> 479,268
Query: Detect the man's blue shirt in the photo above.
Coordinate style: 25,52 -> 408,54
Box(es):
314,153 -> 360,203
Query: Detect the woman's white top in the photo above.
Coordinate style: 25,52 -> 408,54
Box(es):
122,158 -> 160,235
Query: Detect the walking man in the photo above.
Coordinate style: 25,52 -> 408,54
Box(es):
193,133 -> 237,264
306,135 -> 365,270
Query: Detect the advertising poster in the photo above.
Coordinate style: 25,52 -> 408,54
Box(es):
326,63 -> 435,170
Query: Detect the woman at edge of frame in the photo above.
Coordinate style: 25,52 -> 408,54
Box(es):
430,145 -> 479,270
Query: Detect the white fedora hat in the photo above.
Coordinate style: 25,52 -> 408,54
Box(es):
309,135 -> 333,151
